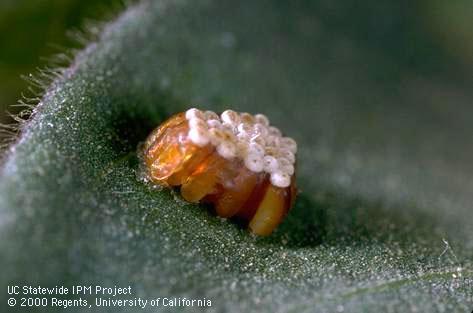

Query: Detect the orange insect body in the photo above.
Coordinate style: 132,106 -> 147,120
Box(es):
143,109 -> 297,236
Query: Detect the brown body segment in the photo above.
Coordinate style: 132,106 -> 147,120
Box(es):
235,174 -> 270,221
214,167 -> 260,217
143,113 -> 297,236
248,185 -> 290,236
180,153 -> 228,203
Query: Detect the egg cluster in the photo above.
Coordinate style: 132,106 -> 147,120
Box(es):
184,108 -> 297,188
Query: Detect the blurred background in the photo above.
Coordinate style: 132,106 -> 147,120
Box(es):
1,0 -> 473,124
0,0 -> 119,123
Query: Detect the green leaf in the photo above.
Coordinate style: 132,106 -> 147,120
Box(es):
1,1 -> 472,312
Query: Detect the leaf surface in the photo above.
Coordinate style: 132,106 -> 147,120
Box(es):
1,1 -> 472,312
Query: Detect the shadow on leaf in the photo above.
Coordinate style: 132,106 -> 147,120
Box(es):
264,189 -> 441,250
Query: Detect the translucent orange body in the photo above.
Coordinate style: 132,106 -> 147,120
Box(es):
143,113 -> 297,236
